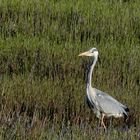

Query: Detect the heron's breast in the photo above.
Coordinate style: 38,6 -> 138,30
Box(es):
86,86 -> 98,105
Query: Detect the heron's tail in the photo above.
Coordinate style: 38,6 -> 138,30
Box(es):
124,107 -> 129,112
123,106 -> 129,122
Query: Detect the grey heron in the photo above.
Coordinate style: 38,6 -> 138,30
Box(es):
78,48 -> 129,129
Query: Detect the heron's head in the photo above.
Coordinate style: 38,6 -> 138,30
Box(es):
78,48 -> 98,58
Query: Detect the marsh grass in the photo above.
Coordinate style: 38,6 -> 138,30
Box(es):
0,0 -> 140,139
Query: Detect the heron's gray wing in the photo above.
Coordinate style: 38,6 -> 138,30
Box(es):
94,88 -> 128,117
94,88 -> 128,109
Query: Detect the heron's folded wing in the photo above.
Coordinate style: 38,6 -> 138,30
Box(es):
94,88 -> 128,109
94,88 -> 128,116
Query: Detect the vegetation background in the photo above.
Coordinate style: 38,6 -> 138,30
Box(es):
0,0 -> 140,139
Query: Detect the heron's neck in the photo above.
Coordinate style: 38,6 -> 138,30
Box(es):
87,56 -> 98,87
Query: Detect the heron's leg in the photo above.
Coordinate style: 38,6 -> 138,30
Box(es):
109,117 -> 113,128
101,113 -> 106,129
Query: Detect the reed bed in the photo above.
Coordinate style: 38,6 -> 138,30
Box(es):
0,0 -> 140,139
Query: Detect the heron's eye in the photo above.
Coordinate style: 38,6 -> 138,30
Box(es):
91,49 -> 96,53
91,48 -> 97,53
89,48 -> 97,53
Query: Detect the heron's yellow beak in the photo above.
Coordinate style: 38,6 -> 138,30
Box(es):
78,51 -> 91,56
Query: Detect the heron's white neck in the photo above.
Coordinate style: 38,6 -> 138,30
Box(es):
87,55 -> 98,87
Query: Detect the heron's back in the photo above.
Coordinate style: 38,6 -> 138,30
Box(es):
86,86 -> 129,118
